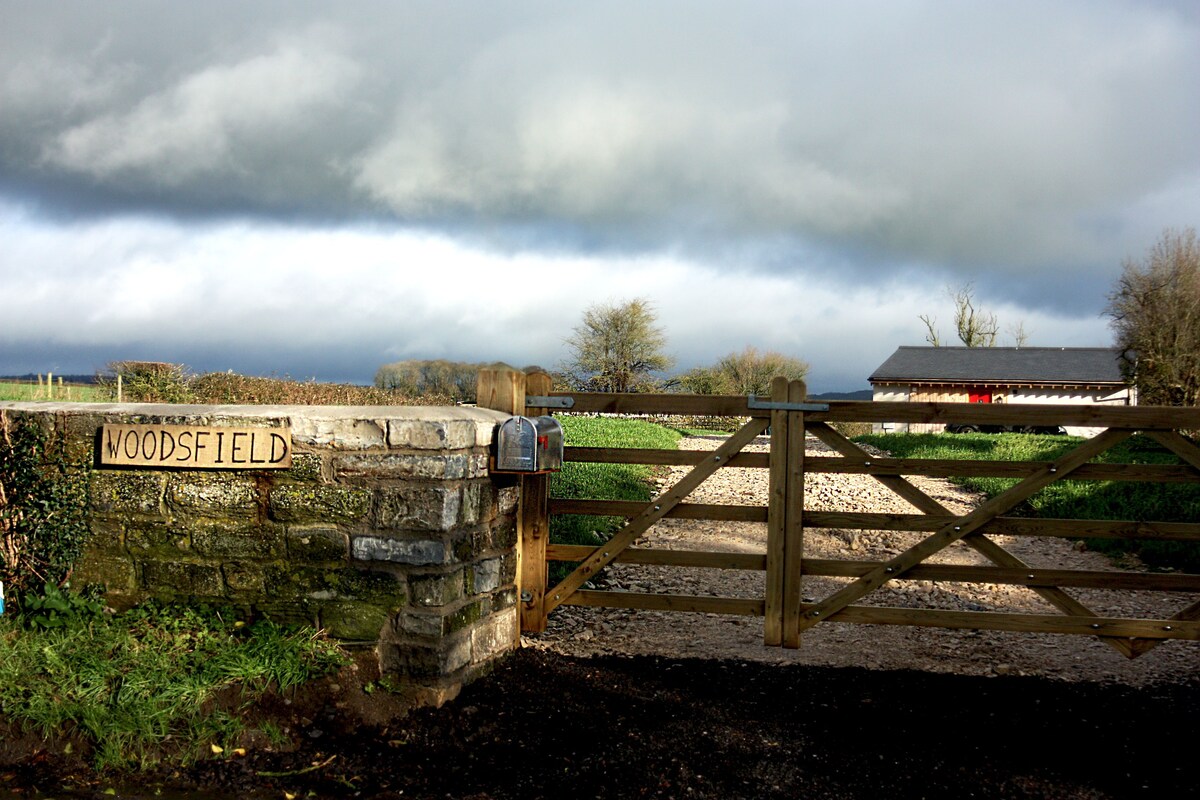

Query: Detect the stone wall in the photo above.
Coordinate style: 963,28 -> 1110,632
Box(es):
0,401 -> 519,698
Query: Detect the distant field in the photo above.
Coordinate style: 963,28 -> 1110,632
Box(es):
0,381 -> 110,402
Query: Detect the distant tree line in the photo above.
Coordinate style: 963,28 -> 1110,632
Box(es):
374,359 -> 551,403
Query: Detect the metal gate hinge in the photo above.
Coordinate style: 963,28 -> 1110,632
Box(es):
746,396 -> 829,412
526,396 -> 574,409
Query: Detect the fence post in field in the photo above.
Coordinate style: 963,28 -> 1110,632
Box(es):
521,371 -> 553,633
46,372 -> 53,399
37,373 -> 43,398
117,373 -> 123,403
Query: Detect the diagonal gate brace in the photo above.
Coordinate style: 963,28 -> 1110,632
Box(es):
806,422 -> 1145,658
542,415 -> 770,616
793,428 -> 1135,638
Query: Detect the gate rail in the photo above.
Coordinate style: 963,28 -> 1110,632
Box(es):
477,368 -> 1200,658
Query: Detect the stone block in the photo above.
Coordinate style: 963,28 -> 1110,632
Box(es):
83,523 -> 125,555
397,609 -> 445,638
125,519 -> 191,556
269,484 -> 371,524
267,566 -> 407,607
471,607 -> 518,664
490,586 -> 518,612
222,561 -> 267,593
491,517 -> 518,551
446,599 -> 487,633
333,453 -> 470,481
141,560 -> 225,598
385,636 -> 472,678
319,602 -> 391,641
290,417 -> 386,449
282,452 -> 323,482
191,520 -> 284,559
90,471 -> 165,514
373,485 -> 460,531
497,486 -> 519,516
460,482 -> 485,526
352,535 -> 449,566
409,569 -> 464,607
387,419 -> 475,450
467,454 -> 489,479
166,473 -> 258,516
60,413 -> 106,462
72,553 -> 137,591
287,527 -> 349,562
471,557 -> 505,594
394,598 -> 487,639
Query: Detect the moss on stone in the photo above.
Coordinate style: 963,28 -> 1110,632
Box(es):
125,519 -> 191,556
90,471 -> 165,515
166,473 -> 258,516
318,602 -> 392,641
286,527 -> 349,563
282,451 -> 323,482
190,520 -> 284,559
268,484 -> 371,524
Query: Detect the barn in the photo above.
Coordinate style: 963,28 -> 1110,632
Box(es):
868,346 -> 1135,436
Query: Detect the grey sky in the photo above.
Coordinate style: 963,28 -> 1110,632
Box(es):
1,1 -> 1197,391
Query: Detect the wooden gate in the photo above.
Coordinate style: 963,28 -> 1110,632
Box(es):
478,368 -> 1200,656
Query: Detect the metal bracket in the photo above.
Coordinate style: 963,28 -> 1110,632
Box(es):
746,395 -> 830,412
526,396 -> 575,409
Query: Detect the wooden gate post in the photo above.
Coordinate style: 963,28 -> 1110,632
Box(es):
520,371 -> 553,633
782,379 -> 807,649
765,376 -> 808,648
764,376 -> 789,646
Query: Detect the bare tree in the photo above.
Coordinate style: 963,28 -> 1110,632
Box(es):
562,298 -> 674,392
1105,227 -> 1200,406
952,283 -> 999,347
1007,321 -> 1031,348
918,283 -> 999,347
919,314 -> 942,347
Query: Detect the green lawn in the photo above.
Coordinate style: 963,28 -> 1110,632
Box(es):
854,431 -> 1200,571
550,416 -> 681,550
0,381 -> 110,402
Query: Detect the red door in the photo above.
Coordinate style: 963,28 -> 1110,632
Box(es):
968,391 -> 992,404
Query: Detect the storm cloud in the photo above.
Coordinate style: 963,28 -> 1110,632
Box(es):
1,1 -> 1197,390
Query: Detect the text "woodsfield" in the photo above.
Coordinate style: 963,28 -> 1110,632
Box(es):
100,424 -> 292,469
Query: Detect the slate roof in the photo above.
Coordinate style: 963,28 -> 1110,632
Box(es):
869,347 -> 1125,386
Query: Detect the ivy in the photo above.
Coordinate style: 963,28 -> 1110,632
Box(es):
0,411 -> 92,605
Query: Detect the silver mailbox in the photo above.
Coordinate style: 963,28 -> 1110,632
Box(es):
493,415 -> 563,473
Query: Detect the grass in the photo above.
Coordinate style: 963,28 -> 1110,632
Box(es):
550,416 -> 681,557
0,601 -> 346,771
0,381 -> 110,402
853,431 -> 1200,572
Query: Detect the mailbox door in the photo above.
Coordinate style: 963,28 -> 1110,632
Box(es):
497,416 -> 538,471
534,416 -> 564,471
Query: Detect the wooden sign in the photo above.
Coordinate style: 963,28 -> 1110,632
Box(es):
100,424 -> 292,469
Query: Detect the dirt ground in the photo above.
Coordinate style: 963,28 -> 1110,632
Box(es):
3,433 -> 1197,798
4,648 -> 1196,799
